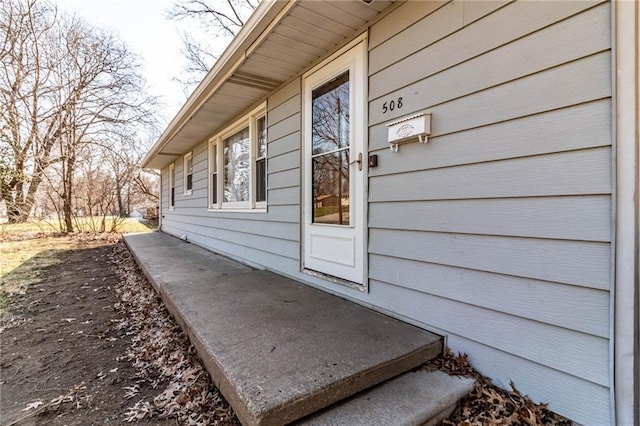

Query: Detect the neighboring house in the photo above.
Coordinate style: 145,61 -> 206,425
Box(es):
142,1 -> 638,424
129,209 -> 144,220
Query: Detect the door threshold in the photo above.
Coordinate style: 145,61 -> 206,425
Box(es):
302,268 -> 368,292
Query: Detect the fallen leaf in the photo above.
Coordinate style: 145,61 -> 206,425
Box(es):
23,400 -> 44,411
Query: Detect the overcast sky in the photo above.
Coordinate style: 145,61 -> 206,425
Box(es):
55,0 -> 200,128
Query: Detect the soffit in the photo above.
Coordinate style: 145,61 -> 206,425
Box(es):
144,0 -> 394,170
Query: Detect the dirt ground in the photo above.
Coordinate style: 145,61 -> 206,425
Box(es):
0,235 -> 235,425
0,237 -> 167,425
1,234 -> 571,426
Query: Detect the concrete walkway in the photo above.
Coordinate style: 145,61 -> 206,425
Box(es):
123,232 -> 442,426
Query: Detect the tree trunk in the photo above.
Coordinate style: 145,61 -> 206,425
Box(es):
62,149 -> 75,233
4,162 -> 33,223
4,155 -> 52,224
6,202 -> 22,223
126,186 -> 131,218
116,178 -> 125,217
63,199 -> 73,231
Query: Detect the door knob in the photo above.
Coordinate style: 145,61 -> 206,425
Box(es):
349,152 -> 363,171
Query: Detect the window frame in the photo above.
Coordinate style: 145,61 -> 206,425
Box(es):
208,103 -> 267,211
183,151 -> 193,195
168,162 -> 175,211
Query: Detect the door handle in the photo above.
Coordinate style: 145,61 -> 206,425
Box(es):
349,152 -> 363,171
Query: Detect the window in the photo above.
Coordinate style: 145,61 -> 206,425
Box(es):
208,103 -> 267,210
208,142 -> 218,208
183,152 -> 193,195
224,126 -> 250,203
169,163 -> 175,211
256,116 -> 267,202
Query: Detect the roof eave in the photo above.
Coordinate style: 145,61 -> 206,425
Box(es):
141,0 -> 292,169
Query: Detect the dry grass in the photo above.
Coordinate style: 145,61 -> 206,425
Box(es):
0,221 -> 150,313
0,235 -> 119,313
0,237 -> 75,301
0,217 -> 156,237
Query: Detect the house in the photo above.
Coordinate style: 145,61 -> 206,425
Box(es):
142,1 -> 638,424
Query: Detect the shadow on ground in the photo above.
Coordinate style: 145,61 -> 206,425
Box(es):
0,239 -> 168,425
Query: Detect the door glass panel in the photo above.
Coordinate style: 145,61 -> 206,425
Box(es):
312,71 -> 350,154
312,148 -> 350,225
311,71 -> 350,225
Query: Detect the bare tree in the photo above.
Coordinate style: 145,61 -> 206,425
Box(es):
0,126 -> 22,210
41,137 -> 158,232
1,0 -> 157,230
135,170 -> 160,203
167,0 -> 259,90
52,15 -> 156,231
1,0 -> 58,222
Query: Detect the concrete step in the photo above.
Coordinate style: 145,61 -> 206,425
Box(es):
124,232 -> 442,426
295,370 -> 475,426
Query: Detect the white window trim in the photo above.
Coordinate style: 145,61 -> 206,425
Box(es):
183,151 -> 193,196
208,103 -> 267,211
168,163 -> 175,211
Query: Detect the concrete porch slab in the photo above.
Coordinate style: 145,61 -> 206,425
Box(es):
123,232 -> 442,426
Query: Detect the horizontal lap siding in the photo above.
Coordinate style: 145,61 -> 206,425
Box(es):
369,255 -> 610,338
365,1 -> 612,424
445,334 -> 610,425
369,99 -> 611,168
161,79 -> 302,269
369,196 -> 611,242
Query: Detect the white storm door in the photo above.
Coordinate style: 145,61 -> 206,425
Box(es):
303,41 -> 366,286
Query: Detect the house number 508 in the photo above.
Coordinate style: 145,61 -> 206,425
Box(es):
382,97 -> 403,114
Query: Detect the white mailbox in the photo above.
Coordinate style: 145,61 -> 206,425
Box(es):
386,112 -> 432,152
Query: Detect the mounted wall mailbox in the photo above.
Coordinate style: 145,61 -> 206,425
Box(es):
386,112 -> 432,152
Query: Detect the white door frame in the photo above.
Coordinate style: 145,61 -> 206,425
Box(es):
301,36 -> 368,289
